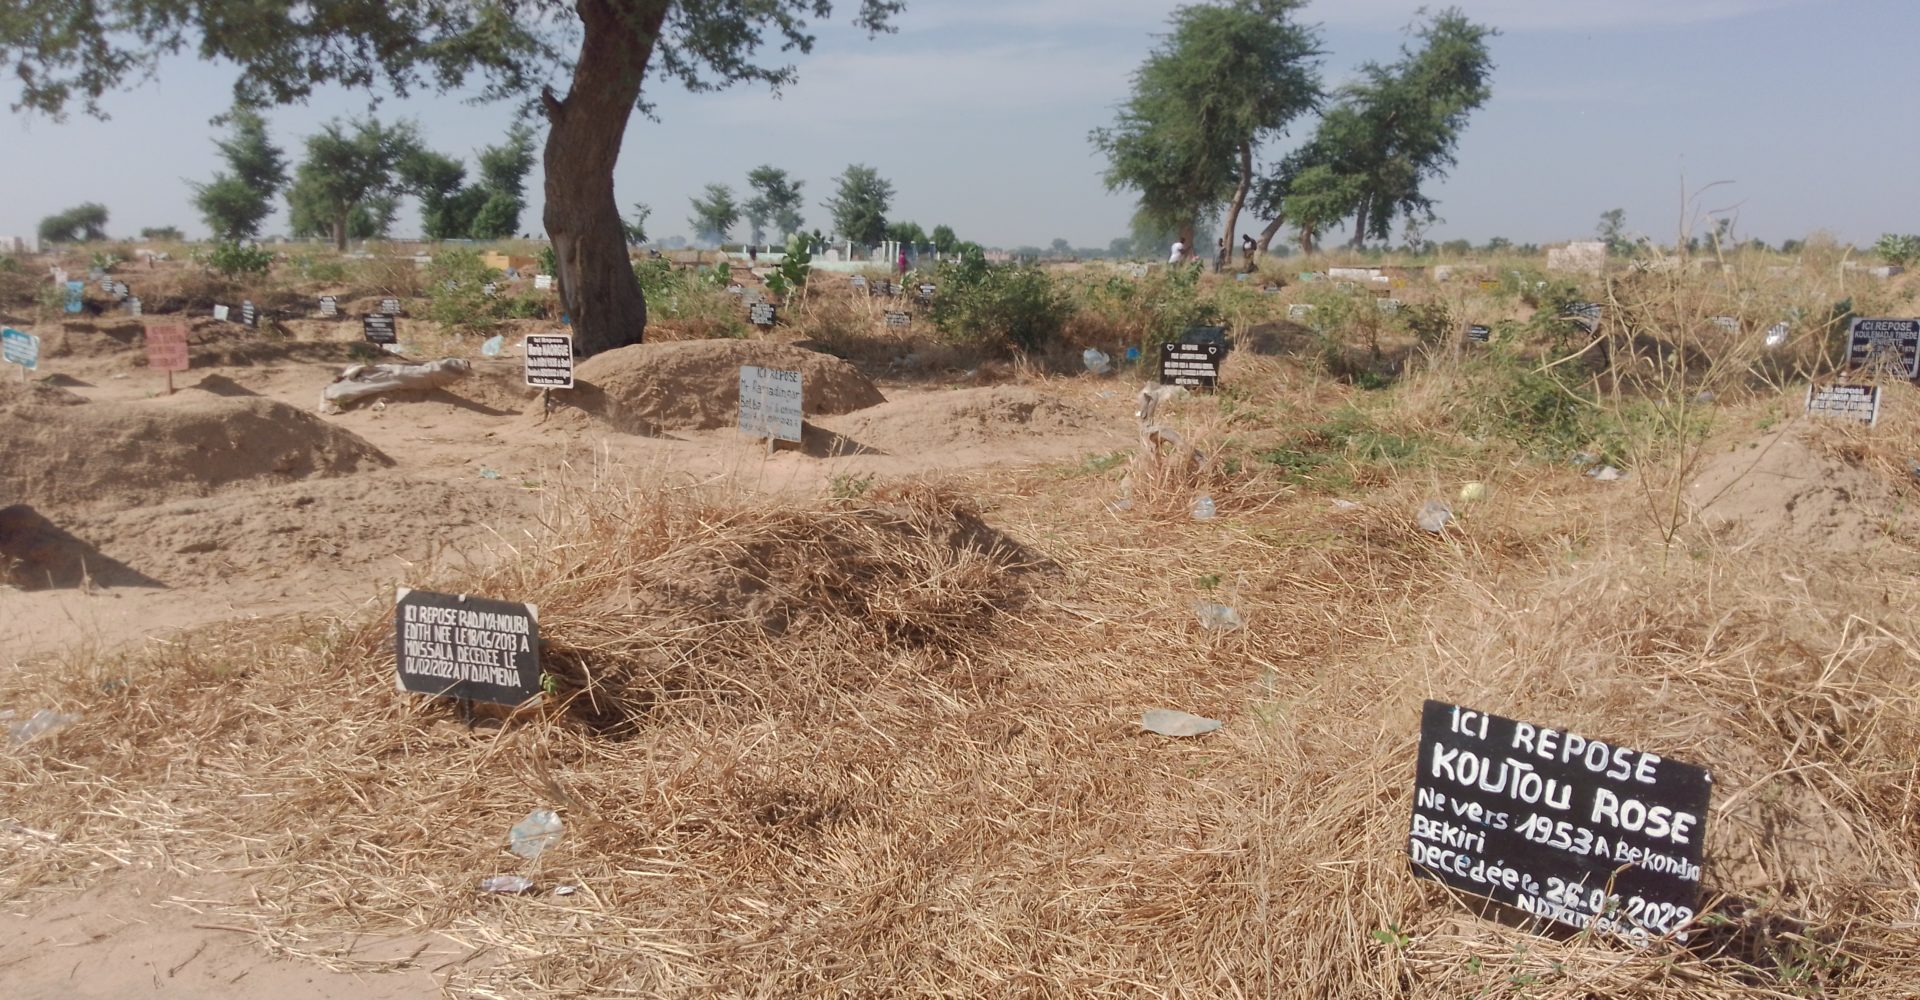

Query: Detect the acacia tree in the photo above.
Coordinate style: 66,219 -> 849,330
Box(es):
625,202 -> 652,244
823,164 -> 892,247
37,202 -> 109,244
1091,0 -> 1321,256
470,124 -> 536,239
1,1 -> 902,356
190,107 -> 287,240
742,165 -> 804,245
687,183 -> 739,244
285,118 -> 417,251
1281,8 -> 1495,249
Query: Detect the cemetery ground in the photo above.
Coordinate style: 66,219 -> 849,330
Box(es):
1,244 -> 1918,998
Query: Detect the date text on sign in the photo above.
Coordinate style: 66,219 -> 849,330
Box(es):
1409,700 -> 1711,944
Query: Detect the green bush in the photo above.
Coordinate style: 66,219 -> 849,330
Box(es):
291,252 -> 349,283
1872,233 -> 1920,267
424,248 -> 505,332
764,234 -> 811,299
930,254 -> 1070,353
203,241 -> 274,277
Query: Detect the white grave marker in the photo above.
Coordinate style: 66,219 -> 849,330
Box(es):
738,365 -> 803,445
1805,384 -> 1880,426
2,327 -> 38,377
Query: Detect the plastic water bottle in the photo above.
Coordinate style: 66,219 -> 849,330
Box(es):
1191,495 -> 1217,520
1082,348 -> 1111,374
1194,602 -> 1243,631
509,809 -> 563,859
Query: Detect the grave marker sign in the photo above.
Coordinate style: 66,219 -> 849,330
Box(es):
1805,383 -> 1880,426
379,297 -> 403,316
1467,324 -> 1492,343
1159,335 -> 1225,391
2,327 -> 38,376
319,295 -> 339,318
738,365 -> 804,444
885,311 -> 910,329
1409,700 -> 1711,944
523,334 -> 575,389
1846,318 -> 1919,379
749,302 -> 776,327
362,314 -> 397,345
394,588 -> 542,707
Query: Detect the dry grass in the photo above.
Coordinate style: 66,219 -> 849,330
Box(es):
3,255 -> 1919,998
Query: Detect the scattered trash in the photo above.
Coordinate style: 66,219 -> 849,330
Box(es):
370,399 -> 387,413
1570,451 -> 1598,467
479,875 -> 535,895
481,335 -> 505,357
1082,348 -> 1112,375
1107,497 -> 1133,512
1194,602 -> 1243,631
1191,495 -> 1217,520
479,467 -> 502,480
1588,465 -> 1627,482
1141,709 -> 1223,738
5,709 -> 76,745
1694,390 -> 1715,404
1906,458 -> 1920,480
1331,499 -> 1360,510
509,808 -> 563,859
1458,482 -> 1488,503
554,884 -> 578,897
1096,390 -> 1116,398
1124,346 -> 1141,362
1764,323 -> 1789,348
1416,500 -> 1453,533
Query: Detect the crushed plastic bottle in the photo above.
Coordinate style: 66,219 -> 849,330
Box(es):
1194,602 -> 1243,631
6,709 -> 76,745
1191,495 -> 1217,520
509,808 -> 563,859
481,334 -> 505,357
1140,709 -> 1223,738
1416,500 -> 1453,533
1082,348 -> 1112,375
1588,465 -> 1626,482
479,875 -> 535,894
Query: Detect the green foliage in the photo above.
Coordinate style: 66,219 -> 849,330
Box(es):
139,226 -> 184,241
538,245 -> 557,276
424,247 -> 506,331
625,202 -> 652,245
203,240 -> 274,277
887,221 -> 928,245
1076,260 -> 1222,352
286,117 -> 416,249
1873,233 -> 1920,267
824,164 -> 894,246
1258,406 -> 1440,491
38,202 -> 109,244
191,106 -> 286,240
742,165 -> 804,244
1092,0 -> 1323,242
763,233 -> 812,298
688,183 -> 739,244
290,252 -> 348,283
931,252 -> 1071,354
1597,207 -> 1635,256
1281,8 -> 1497,247
931,225 -> 959,252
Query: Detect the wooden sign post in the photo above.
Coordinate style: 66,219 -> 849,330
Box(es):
144,323 -> 190,394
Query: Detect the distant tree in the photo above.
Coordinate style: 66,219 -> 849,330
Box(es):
1281,8 -> 1496,249
1440,238 -> 1472,256
140,225 -> 184,241
37,202 -> 110,244
1107,236 -> 1134,258
285,118 -> 416,251
190,107 -> 287,240
742,165 -> 804,244
885,220 -> 927,245
1597,208 -> 1631,256
824,164 -> 893,246
1092,0 -> 1322,253
687,183 -> 739,244
1048,237 -> 1071,257
1779,238 -> 1804,256
931,224 -> 959,252
401,147 -> 479,240
1482,236 -> 1512,253
625,202 -> 653,245
469,124 -> 536,240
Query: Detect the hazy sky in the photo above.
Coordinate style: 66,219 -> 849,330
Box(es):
5,0 -> 1915,248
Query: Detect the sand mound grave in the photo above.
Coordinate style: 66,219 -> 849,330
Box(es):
0,388 -> 392,511
1690,428 -> 1914,553
546,339 -> 886,435
830,385 -> 1108,454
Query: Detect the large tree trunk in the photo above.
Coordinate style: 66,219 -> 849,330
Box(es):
1348,194 -> 1370,250
332,215 -> 347,253
1256,214 -> 1286,254
541,0 -> 669,357
1219,141 -> 1252,270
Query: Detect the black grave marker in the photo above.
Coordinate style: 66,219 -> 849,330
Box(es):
362,314 -> 397,345
1846,318 -> 1919,379
394,588 -> 541,707
1409,700 -> 1711,944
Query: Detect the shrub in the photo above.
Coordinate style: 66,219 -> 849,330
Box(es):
290,252 -> 349,283
424,248 -> 505,332
930,254 -> 1070,354
203,241 -> 274,277
1872,233 -> 1920,267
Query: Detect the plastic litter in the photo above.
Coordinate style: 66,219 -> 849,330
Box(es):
1458,482 -> 1488,503
509,808 -> 563,859
1191,495 -> 1217,520
1416,500 -> 1453,533
5,709 -> 76,745
1331,499 -> 1360,510
1194,602 -> 1243,631
1764,323 -> 1789,348
1124,346 -> 1141,362
554,884 -> 578,897
1588,465 -> 1626,482
1082,348 -> 1112,375
479,875 -> 535,895
481,335 -> 505,357
479,467 -> 502,480
1141,709 -> 1223,738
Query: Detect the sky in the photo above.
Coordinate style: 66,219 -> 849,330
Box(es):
5,0 -> 1917,249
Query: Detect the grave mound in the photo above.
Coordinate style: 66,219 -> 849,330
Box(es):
0,389 -> 392,512
832,385 -> 1103,452
545,339 -> 886,435
1689,428 -> 1914,553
